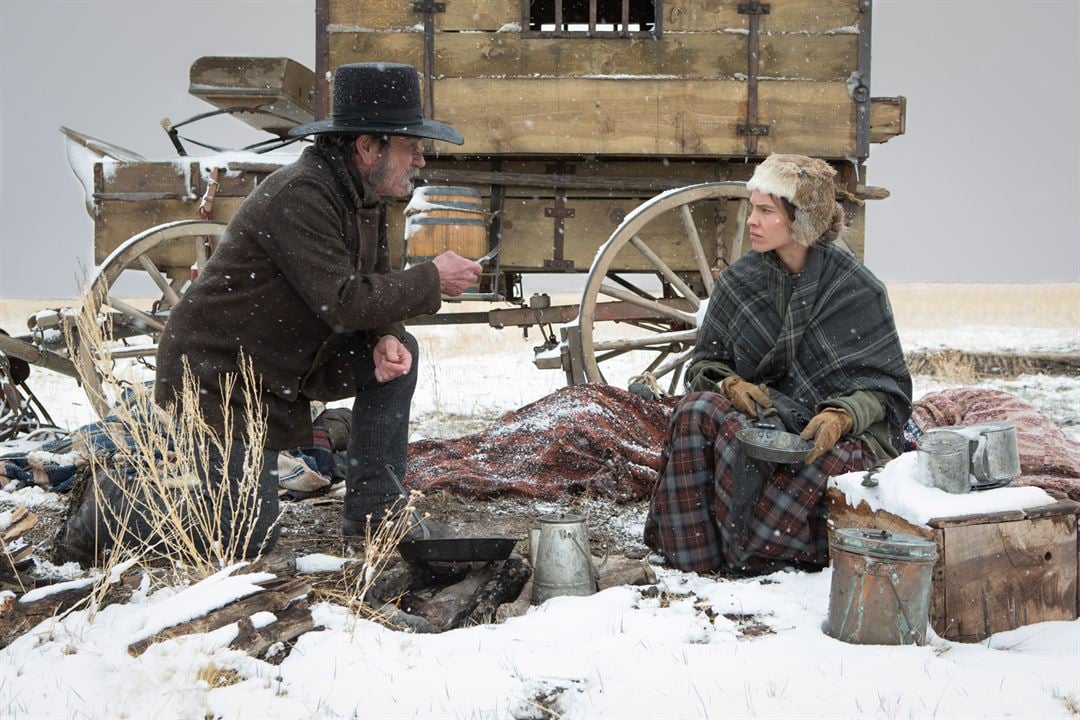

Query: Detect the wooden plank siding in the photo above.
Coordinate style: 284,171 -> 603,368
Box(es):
328,32 -> 856,82
328,0 -> 860,34
664,0 -> 860,32
329,0 -> 516,31
307,75 -> 858,157
325,0 -> 866,159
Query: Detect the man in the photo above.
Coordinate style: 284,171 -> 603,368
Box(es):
153,62 -> 481,546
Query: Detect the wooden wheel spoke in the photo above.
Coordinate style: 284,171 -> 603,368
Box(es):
679,205 -> 714,298
136,255 -> 183,307
643,351 -> 672,375
104,296 -> 166,333
593,328 -> 697,353
667,366 -> 685,396
729,198 -> 750,264
607,272 -> 658,301
629,235 -> 700,309
598,283 -> 697,325
577,183 -> 748,387
594,348 -> 632,364
652,348 -> 694,380
194,236 -> 210,271
75,219 -> 227,418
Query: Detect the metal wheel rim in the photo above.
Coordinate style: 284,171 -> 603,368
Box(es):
78,219 -> 226,417
577,182 -> 749,388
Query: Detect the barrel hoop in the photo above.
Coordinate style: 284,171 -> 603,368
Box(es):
417,186 -> 481,197
406,200 -> 486,213
408,217 -> 487,226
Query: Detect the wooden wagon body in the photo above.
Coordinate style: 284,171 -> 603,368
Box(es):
46,0 -> 908,413
87,0 -> 904,278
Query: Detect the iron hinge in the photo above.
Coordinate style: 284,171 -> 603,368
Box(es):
738,2 -> 771,14
412,1 -> 445,12
737,124 -> 770,137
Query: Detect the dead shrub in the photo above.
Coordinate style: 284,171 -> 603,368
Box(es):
64,287 -> 273,583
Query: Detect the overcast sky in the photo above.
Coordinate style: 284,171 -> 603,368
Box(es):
1,0 -> 1077,299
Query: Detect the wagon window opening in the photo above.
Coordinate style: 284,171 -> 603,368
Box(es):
524,0 -> 660,38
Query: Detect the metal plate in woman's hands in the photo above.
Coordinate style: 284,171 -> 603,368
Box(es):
736,426 -> 815,463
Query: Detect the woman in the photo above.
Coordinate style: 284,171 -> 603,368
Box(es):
644,154 -> 912,574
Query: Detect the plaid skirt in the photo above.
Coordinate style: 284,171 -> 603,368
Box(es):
644,392 -> 876,573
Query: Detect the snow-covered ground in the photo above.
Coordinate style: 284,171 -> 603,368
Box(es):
1,291 -> 1078,718
3,561 -> 1078,719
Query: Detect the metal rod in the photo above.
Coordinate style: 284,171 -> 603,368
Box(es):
855,0 -> 873,158
746,7 -> 762,155
422,5 -> 436,118
315,0 -> 330,120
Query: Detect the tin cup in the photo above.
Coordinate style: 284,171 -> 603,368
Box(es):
969,422 -> 1021,483
917,430 -> 971,494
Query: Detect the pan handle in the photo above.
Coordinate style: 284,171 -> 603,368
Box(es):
748,397 -> 777,429
384,464 -> 430,540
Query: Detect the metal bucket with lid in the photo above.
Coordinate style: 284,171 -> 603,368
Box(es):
825,528 -> 938,645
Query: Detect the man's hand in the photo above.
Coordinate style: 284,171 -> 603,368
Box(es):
800,408 -> 854,464
432,251 -> 482,297
373,335 -> 413,383
719,375 -> 772,417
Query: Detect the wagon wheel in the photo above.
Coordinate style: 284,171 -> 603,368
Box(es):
576,183 -> 750,393
75,219 -> 226,417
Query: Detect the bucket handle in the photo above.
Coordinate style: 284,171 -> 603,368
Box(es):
569,534 -> 608,584
868,562 -> 919,644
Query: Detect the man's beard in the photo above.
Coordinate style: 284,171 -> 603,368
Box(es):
369,155 -> 419,199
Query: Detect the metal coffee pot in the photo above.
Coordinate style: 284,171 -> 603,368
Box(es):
529,514 -> 602,604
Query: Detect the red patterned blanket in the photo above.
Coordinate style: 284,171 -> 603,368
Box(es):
406,386 -> 1080,502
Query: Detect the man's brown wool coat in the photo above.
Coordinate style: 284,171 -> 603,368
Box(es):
155,144 -> 442,449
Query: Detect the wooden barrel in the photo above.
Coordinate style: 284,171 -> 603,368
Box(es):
404,186 -> 487,260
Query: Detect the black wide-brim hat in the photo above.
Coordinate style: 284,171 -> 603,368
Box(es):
289,62 -> 464,145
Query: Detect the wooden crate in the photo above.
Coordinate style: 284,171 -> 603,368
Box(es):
825,488 -> 1079,642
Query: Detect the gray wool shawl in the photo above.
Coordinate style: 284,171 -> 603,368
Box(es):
688,244 -> 912,454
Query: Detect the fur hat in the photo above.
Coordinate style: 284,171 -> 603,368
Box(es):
746,154 -> 843,246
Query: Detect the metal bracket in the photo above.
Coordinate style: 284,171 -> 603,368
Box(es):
412,1 -> 445,11
544,162 -> 576,270
737,2 -> 771,14
737,124 -> 770,136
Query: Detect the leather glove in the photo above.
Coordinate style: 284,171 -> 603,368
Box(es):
719,375 -> 772,417
800,408 -> 854,464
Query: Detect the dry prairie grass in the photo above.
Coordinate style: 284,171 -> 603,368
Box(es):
887,283 -> 1079,331
67,291 -> 274,582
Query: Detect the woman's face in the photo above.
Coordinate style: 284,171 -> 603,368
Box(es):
747,190 -> 796,254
